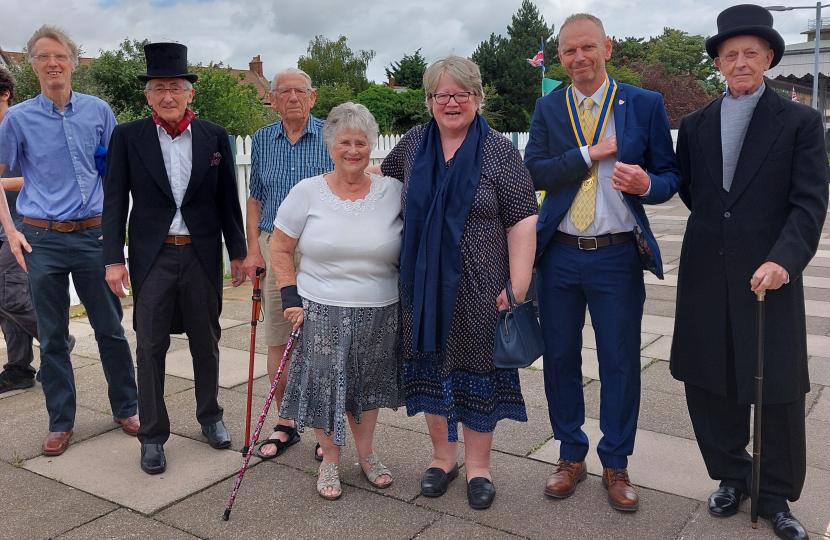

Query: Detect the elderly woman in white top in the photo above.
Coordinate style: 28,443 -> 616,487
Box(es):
271,102 -> 403,500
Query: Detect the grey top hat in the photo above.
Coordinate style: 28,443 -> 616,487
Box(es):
705,4 -> 785,68
138,43 -> 198,84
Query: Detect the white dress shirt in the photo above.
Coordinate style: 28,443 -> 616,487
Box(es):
558,81 -> 644,237
155,123 -> 192,235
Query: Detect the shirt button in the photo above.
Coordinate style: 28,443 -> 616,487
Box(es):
724,212 -> 731,218
291,167 -> 295,171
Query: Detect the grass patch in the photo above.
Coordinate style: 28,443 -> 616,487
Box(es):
640,358 -> 661,372
529,436 -> 553,454
525,365 -> 541,371
11,451 -> 24,468
301,467 -> 319,477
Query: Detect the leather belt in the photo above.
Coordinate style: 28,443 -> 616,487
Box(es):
554,231 -> 635,251
22,216 -> 102,232
163,235 -> 192,245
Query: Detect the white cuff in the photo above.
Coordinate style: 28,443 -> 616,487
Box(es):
580,146 -> 592,167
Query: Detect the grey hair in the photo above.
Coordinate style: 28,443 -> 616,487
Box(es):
270,68 -> 313,93
27,24 -> 79,67
144,80 -> 194,91
422,55 -> 484,115
558,13 -> 607,45
322,102 -> 379,151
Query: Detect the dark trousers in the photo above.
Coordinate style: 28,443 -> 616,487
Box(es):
537,240 -> 645,469
0,239 -> 38,378
684,317 -> 806,514
22,223 -> 137,432
135,245 -> 222,445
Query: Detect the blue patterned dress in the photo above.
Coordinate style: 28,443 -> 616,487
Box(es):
382,124 -> 538,441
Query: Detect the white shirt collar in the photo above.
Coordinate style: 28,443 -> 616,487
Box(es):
573,79 -> 608,108
155,122 -> 192,140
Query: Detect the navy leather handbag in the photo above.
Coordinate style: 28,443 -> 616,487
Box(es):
493,280 -> 545,369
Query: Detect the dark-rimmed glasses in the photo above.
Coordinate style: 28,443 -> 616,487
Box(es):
430,91 -> 474,105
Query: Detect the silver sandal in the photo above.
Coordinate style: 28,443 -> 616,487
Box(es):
358,454 -> 393,489
317,462 -> 342,500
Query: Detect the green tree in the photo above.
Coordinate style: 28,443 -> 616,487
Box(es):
646,28 -> 720,95
355,85 -> 399,133
190,63 -> 270,136
610,37 -> 648,68
472,0 -> 556,132
394,88 -> 431,132
310,84 -> 355,119
86,38 -> 149,123
384,49 -> 427,89
298,35 -> 375,93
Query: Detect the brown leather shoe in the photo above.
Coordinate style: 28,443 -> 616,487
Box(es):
544,459 -> 587,498
42,431 -> 72,456
603,468 -> 639,511
114,415 -> 140,436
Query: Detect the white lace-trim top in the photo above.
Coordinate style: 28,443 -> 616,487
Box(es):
274,174 -> 403,307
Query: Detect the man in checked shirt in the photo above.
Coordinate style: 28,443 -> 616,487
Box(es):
242,68 -> 333,460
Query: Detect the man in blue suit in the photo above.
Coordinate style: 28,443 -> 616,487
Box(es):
524,13 -> 680,512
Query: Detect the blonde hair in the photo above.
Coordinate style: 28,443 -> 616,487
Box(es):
27,24 -> 79,67
422,55 -> 484,115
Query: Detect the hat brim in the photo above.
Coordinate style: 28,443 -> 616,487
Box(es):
706,26 -> 785,69
137,73 -> 199,84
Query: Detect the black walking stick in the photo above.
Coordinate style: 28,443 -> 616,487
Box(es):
751,290 -> 765,528
242,267 -> 266,455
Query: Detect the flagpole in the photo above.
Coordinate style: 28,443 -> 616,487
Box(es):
541,37 -> 545,97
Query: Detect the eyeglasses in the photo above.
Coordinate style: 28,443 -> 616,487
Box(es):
430,92 -> 474,105
274,86 -> 310,98
149,87 -> 187,97
34,53 -> 70,63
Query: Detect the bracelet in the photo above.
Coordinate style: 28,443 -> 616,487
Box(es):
280,285 -> 302,310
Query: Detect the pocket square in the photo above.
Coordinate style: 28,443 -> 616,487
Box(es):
210,152 -> 221,166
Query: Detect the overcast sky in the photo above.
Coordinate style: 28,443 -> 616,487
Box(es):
2,0 -> 821,83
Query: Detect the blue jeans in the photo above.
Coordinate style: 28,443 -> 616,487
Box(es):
23,223 -> 137,432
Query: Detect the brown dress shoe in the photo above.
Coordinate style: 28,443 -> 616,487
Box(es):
42,431 -> 72,456
603,468 -> 639,511
114,415 -> 140,436
544,459 -> 587,498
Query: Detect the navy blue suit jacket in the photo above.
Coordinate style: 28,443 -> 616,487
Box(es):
524,82 -> 680,278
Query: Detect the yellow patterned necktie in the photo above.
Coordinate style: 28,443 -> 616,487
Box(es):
569,97 -> 598,232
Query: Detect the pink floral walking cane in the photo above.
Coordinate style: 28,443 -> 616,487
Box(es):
222,329 -> 299,521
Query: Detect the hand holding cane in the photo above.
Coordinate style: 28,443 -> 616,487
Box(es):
242,267 -> 265,455
223,329 -> 299,521
751,290 -> 765,528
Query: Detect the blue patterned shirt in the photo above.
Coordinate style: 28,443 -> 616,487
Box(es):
249,115 -> 333,232
0,92 -> 116,220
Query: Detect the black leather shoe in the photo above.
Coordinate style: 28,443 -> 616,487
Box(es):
467,477 -> 496,510
420,463 -> 459,497
141,443 -> 166,475
708,486 -> 746,517
201,420 -> 232,449
761,511 -> 809,540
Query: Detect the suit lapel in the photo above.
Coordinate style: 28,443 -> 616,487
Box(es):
724,87 -> 785,209
612,87 -> 627,158
132,118 -> 175,202
697,98 -> 726,204
182,119 -> 215,206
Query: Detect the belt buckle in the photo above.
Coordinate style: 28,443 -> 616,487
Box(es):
173,235 -> 187,245
54,221 -> 77,233
577,236 -> 598,250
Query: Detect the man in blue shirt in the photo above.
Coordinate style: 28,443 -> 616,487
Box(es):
242,68 -> 333,459
0,25 -> 139,456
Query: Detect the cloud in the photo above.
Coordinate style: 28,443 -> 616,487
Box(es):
3,0 -> 820,84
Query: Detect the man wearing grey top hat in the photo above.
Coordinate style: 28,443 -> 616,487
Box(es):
671,5 -> 828,539
102,42 -> 247,474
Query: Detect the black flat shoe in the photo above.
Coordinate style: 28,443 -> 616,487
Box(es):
201,420 -> 232,449
708,486 -> 745,517
420,463 -> 459,497
467,477 -> 496,510
761,511 -> 809,540
141,443 -> 166,475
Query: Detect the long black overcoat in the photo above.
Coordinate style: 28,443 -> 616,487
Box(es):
670,87 -> 828,404
101,117 -> 246,332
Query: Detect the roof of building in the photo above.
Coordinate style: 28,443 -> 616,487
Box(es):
784,40 -> 830,53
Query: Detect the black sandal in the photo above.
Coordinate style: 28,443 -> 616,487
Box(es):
314,443 -> 323,462
255,424 -> 300,459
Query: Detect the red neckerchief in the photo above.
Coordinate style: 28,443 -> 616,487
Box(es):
152,108 -> 195,139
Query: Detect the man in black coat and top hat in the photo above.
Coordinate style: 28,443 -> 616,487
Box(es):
102,43 -> 247,475
670,5 -> 828,539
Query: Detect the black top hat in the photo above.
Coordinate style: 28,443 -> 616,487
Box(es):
138,43 -> 198,84
705,4 -> 785,68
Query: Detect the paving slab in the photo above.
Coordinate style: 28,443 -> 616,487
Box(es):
641,335 -> 672,361
165,345 -> 268,388
0,461 -> 116,540
156,462 -> 440,540
491,406 -> 553,457
215,322 -> 272,352
808,257 -> 830,268
0,389 -> 118,462
641,360 -> 685,396
807,387 -> 830,423
415,515 -> 525,540
650,215 -> 687,222
806,418 -> 830,471
24,430 -> 244,515
641,314 -> 676,336
804,275 -> 830,289
784,466 -> 830,536
55,508 -> 200,539
677,504 -> 780,540
807,334 -> 830,358
808,356 -> 830,386
70,327 -> 189,362
416,451 -> 698,540
644,297 -> 679,317
657,234 -> 685,242
645,273 -> 678,287
518,367 -> 548,409
529,417 -> 718,501
67,319 -> 96,339
806,299 -> 830,318
74,362 -> 193,415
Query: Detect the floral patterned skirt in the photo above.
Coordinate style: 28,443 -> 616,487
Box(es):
278,299 -> 404,446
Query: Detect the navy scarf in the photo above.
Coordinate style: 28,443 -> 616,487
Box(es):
400,115 -> 489,354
